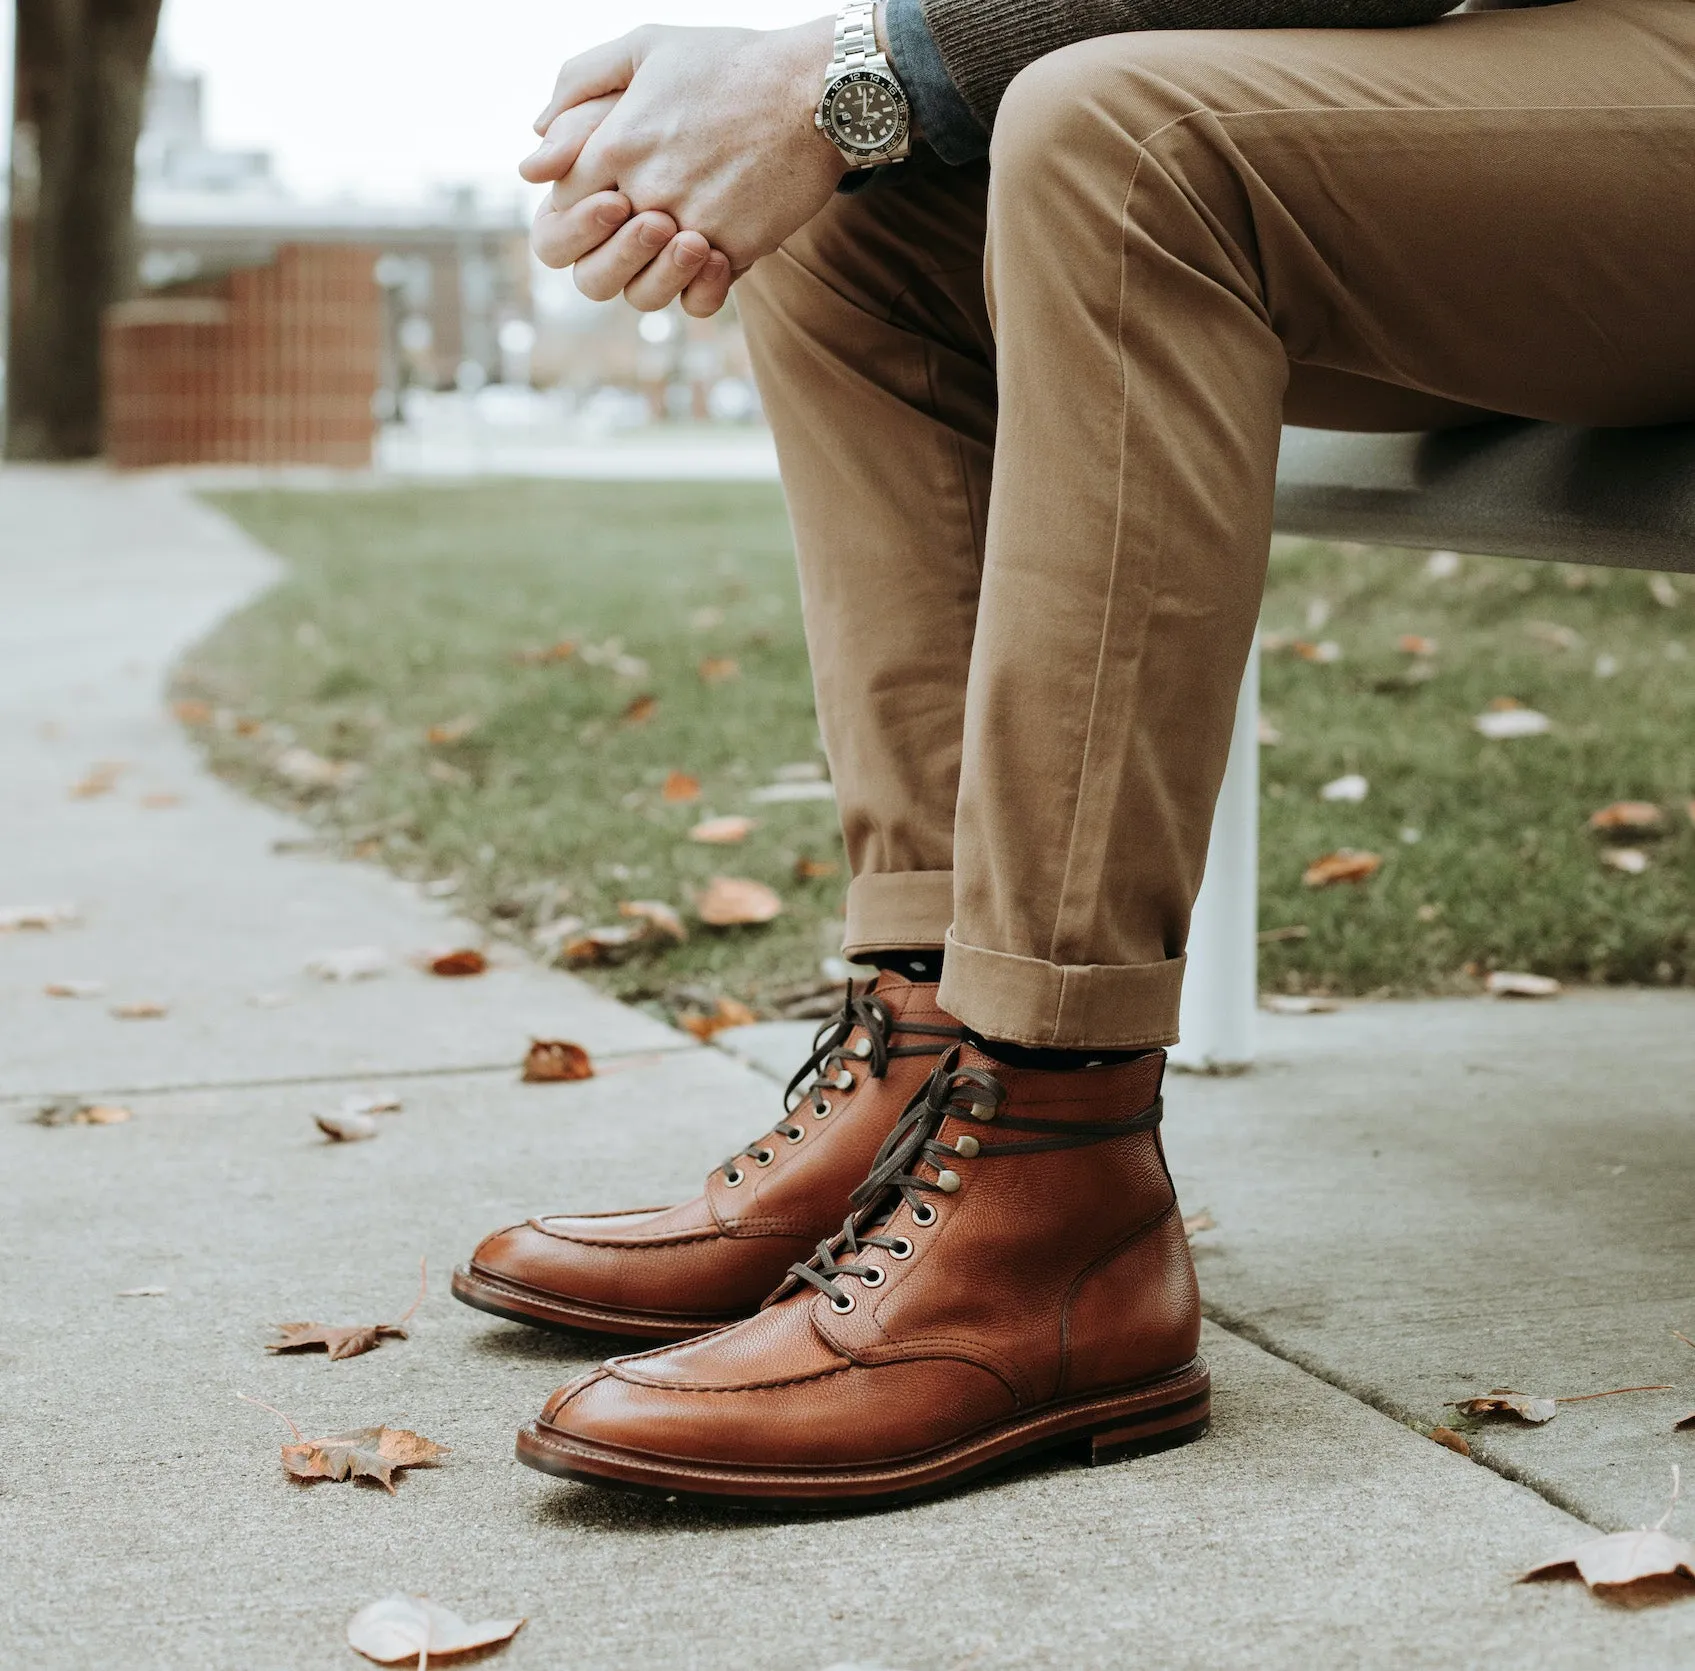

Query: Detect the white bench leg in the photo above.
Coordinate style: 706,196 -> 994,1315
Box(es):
1168,638 -> 1260,1072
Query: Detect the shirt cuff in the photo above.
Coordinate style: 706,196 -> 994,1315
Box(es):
886,0 -> 990,165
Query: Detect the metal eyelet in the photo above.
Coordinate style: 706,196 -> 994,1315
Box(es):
812,1099 -> 832,1119
936,1169 -> 962,1194
785,1125 -> 806,1144
830,1291 -> 856,1314
833,1070 -> 854,1091
889,1237 -> 914,1260
754,1146 -> 775,1167
859,1266 -> 885,1288
724,1168 -> 744,1187
954,1134 -> 981,1158
911,1202 -> 938,1227
853,1038 -> 873,1058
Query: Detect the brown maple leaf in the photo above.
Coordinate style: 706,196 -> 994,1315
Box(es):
240,1395 -> 448,1494
268,1260 -> 426,1362
1302,850 -> 1383,888
1429,1426 -> 1472,1457
428,948 -> 487,977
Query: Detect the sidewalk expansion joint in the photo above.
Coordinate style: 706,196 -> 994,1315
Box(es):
1201,1298 -> 1604,1531
1,1042 -> 697,1107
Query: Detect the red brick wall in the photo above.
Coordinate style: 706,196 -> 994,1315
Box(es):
104,244 -> 380,468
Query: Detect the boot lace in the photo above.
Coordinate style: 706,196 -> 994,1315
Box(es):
786,1047 -> 1164,1310
719,981 -> 963,1186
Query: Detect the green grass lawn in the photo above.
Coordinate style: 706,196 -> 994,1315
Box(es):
180,480 -> 1695,1021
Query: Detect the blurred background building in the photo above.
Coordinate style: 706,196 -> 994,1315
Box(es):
4,39 -> 764,470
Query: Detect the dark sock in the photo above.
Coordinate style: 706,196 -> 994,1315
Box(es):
868,948 -> 944,983
966,1028 -> 1149,1072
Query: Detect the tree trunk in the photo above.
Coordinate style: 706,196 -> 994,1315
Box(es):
7,0 -> 163,459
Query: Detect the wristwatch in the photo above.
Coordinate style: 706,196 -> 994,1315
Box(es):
814,1 -> 911,171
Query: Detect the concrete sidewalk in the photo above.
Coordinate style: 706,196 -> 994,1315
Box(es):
4,467 -> 1693,1669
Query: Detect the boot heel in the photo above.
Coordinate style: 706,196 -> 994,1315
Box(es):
1088,1399 -> 1211,1466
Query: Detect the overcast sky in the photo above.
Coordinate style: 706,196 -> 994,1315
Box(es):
150,1 -> 825,201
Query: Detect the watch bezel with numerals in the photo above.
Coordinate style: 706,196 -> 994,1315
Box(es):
817,66 -> 911,164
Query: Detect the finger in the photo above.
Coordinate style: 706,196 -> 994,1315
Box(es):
680,250 -> 735,319
520,95 -> 618,184
534,34 -> 639,134
623,230 -> 713,312
572,211 -> 679,302
530,191 -> 631,270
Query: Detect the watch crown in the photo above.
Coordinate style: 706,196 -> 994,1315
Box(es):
814,111 -> 822,128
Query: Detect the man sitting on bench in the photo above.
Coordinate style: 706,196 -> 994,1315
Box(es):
452,0 -> 1695,1508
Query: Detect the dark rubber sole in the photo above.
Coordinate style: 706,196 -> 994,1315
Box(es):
515,1356 -> 1210,1511
450,1263 -> 742,1343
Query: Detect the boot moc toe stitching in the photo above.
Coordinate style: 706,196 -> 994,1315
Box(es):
540,1369 -> 609,1425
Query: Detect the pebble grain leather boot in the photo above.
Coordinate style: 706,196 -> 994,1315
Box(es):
451,973 -> 963,1341
516,1044 -> 1208,1506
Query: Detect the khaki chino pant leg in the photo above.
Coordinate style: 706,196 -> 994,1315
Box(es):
740,0 -> 1695,1048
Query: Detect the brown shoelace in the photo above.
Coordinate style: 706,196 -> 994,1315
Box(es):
719,982 -> 964,1186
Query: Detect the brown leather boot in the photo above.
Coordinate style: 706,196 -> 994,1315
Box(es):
450,974 -> 964,1341
516,1044 -> 1207,1507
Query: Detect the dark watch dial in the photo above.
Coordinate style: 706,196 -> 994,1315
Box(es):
825,72 -> 905,153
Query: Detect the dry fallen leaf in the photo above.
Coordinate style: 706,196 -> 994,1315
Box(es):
619,900 -> 688,943
679,996 -> 759,1042
1450,1389 -> 1559,1424
697,876 -> 783,927
689,814 -> 756,844
1398,634 -> 1440,656
1429,1426 -> 1471,1457
424,716 -> 478,746
428,948 -> 487,977
1181,1211 -> 1216,1239
269,1260 -> 426,1362
240,1391 -> 448,1494
1451,1383 -> 1669,1425
1293,640 -> 1342,663
662,770 -> 701,803
172,698 -> 213,726
1302,850 -> 1382,888
1602,848 -> 1651,875
1525,1469 -> 1695,1594
306,946 -> 391,982
1588,802 -> 1666,836
273,746 -> 365,791
1475,707 -> 1552,740
620,694 -> 659,726
794,855 -> 840,882
512,639 -> 577,665
559,924 -> 645,966
44,979 -> 105,998
347,1593 -> 525,1667
341,1091 -> 403,1117
1,902 -> 78,932
522,1039 -> 594,1083
111,1000 -> 169,1020
316,1111 -> 379,1143
69,762 -> 125,798
1486,971 -> 1563,999
35,1100 -> 133,1127
698,656 -> 741,684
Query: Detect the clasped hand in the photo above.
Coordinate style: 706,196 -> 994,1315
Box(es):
522,19 -> 846,318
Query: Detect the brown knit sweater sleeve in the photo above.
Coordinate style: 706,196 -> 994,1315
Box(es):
918,0 -> 1463,130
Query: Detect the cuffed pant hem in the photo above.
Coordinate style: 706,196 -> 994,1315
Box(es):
842,870 -> 955,957
938,930 -> 1186,1049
